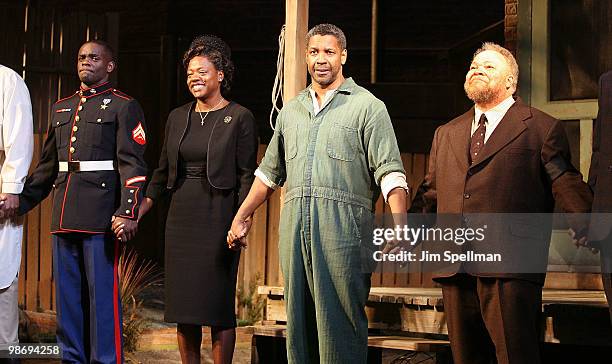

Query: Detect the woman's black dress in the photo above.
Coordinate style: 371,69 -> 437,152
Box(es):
164,105 -> 240,327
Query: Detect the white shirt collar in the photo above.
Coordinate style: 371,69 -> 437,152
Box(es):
309,87 -> 338,116
472,95 -> 516,142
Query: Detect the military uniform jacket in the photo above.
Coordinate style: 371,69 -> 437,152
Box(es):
19,81 -> 148,233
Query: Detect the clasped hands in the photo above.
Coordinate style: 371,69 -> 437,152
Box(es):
111,197 -> 154,243
569,228 -> 599,254
226,214 -> 253,251
111,216 -> 138,242
0,193 -> 19,220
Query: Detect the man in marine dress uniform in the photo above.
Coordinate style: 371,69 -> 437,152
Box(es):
16,40 -> 147,364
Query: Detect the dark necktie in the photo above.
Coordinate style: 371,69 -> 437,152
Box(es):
469,113 -> 487,164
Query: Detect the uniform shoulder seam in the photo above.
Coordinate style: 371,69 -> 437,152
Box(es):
54,93 -> 78,104
111,89 -> 134,100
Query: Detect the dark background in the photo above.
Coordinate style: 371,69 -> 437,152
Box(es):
0,0 -> 505,264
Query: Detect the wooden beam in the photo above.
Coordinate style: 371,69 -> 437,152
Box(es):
370,0 -> 378,83
283,0 -> 309,101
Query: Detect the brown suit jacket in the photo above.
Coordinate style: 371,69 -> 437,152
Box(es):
412,98 -> 592,284
588,71 -> 612,242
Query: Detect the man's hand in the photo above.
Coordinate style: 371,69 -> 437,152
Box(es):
111,216 -> 138,242
226,215 -> 252,250
0,193 -> 19,220
569,228 -> 598,254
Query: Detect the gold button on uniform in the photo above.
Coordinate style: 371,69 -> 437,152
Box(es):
56,121 -> 60,126
81,97 -> 86,103
128,199 -> 132,203
75,115 -> 80,121
78,106 -> 83,111
101,183 -> 106,188
73,126 -> 78,132
125,209 -> 130,214
69,147 -> 75,153
71,137 -> 76,142
97,118 -> 102,122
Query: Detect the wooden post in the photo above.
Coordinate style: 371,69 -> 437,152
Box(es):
262,0 -> 308,287
371,0 -> 378,83
283,0 -> 309,101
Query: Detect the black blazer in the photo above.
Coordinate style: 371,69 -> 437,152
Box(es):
146,101 -> 258,206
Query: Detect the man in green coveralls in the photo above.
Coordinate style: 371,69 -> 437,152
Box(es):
228,24 -> 408,363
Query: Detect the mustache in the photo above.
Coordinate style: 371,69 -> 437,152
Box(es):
469,74 -> 488,82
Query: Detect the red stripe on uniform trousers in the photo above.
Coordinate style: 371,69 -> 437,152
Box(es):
113,238 -> 122,364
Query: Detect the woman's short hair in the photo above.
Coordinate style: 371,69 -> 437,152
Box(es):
183,35 -> 235,96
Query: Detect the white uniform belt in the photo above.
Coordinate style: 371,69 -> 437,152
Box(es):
59,160 -> 115,172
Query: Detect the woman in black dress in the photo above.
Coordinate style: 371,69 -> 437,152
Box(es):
140,35 -> 258,364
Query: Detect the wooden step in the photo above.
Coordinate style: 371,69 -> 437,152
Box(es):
368,335 -> 449,352
250,324 -> 450,352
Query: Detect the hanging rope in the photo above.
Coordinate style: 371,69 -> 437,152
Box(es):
270,25 -> 286,130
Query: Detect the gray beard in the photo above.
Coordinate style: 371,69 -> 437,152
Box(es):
464,82 -> 501,105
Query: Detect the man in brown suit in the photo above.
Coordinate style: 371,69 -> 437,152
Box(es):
412,43 -> 592,364
586,70 -> 612,322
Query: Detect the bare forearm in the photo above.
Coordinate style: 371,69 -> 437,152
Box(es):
388,187 -> 407,226
235,177 -> 275,220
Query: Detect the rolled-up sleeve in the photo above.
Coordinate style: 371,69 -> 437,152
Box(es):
363,100 -> 405,185
381,172 -> 409,202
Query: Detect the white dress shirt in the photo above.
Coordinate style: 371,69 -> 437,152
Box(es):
471,95 -> 516,142
0,65 -> 34,289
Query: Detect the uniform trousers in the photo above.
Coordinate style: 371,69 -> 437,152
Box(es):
440,274 -> 542,364
52,233 -> 122,364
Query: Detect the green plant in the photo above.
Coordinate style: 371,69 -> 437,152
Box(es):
236,272 -> 266,326
117,246 -> 163,352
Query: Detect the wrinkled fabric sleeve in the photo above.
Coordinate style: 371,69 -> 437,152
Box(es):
257,110 -> 287,187
145,115 -> 172,201
542,119 -> 592,213
363,100 -> 405,185
1,72 -> 33,194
